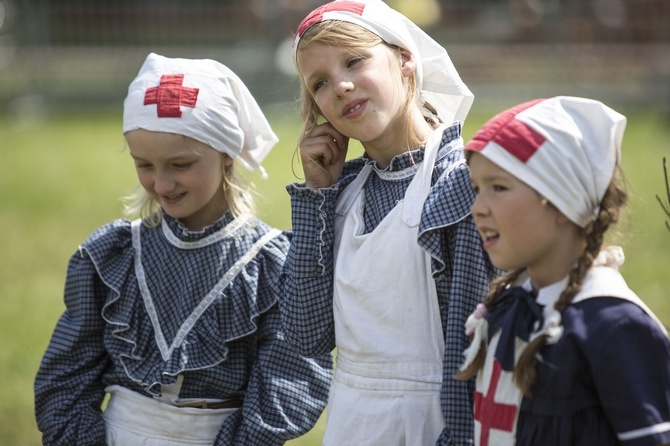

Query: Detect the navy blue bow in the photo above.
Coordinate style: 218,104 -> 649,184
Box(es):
485,286 -> 544,371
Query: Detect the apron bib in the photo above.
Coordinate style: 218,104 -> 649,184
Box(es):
324,127 -> 447,445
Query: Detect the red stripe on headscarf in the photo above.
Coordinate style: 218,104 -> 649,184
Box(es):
296,1 -> 366,37
466,99 -> 546,163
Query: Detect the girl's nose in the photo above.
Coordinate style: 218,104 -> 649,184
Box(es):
470,194 -> 487,218
334,77 -> 354,96
153,170 -> 175,194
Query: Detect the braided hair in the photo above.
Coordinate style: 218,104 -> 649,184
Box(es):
455,167 -> 627,397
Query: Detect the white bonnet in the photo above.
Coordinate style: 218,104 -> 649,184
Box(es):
465,96 -> 627,227
292,0 -> 474,125
123,53 -> 278,177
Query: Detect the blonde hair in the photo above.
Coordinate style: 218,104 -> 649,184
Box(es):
294,21 -> 441,150
455,167 -> 628,396
122,135 -> 255,227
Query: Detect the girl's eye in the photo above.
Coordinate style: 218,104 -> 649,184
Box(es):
174,162 -> 193,169
492,184 -> 507,192
313,79 -> 326,92
136,163 -> 151,169
470,184 -> 479,195
347,57 -> 363,68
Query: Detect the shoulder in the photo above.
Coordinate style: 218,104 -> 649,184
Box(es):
422,134 -> 474,228
67,219 -> 134,292
80,219 -> 133,255
563,297 -> 669,357
568,266 -> 667,336
238,218 -> 291,261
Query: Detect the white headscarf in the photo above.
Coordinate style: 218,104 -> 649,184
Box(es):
123,53 -> 278,177
292,0 -> 474,125
465,96 -> 627,227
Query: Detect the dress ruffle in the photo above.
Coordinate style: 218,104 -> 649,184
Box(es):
79,215 -> 289,395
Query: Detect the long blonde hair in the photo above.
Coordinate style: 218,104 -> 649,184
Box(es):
455,167 -> 628,396
294,20 -> 441,150
122,135 -> 255,227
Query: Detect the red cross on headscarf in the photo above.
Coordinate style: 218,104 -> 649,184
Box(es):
466,98 -> 545,163
296,1 -> 366,37
143,74 -> 199,118
474,360 -> 518,446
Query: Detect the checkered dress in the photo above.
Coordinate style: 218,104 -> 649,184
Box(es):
35,213 -> 332,445
278,123 -> 497,446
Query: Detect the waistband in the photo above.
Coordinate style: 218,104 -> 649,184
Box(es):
103,385 -> 238,442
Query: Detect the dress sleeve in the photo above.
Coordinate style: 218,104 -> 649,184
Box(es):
215,305 -> 332,445
585,299 -> 670,445
419,145 -> 498,446
34,248 -> 110,445
276,183 -> 340,357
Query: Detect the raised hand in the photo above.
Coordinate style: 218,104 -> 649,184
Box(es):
299,118 -> 349,189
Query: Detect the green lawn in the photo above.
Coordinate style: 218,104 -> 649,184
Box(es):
1,104 -> 668,445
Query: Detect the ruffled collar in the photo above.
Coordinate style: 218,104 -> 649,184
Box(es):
160,212 -> 252,249
363,126 -> 459,182
85,216 -> 284,395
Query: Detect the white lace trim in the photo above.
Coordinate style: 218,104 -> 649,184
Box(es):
132,219 -> 282,361
160,214 -> 252,250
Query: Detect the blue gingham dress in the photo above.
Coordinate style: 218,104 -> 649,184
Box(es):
35,212 -> 332,445
278,123 -> 496,445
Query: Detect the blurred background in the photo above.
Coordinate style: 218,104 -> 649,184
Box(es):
1,0 -> 669,117
1,0 -> 669,444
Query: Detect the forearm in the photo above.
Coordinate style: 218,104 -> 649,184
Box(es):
277,184 -> 339,356
35,252 -> 110,445
35,316 -> 109,445
216,309 -> 332,444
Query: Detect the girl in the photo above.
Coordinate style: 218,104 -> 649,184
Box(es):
277,1 -> 496,444
458,96 -> 670,446
34,53 -> 332,445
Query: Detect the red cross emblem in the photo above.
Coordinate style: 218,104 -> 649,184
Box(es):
466,98 -> 545,163
474,360 -> 518,446
296,1 -> 366,37
143,74 -> 199,118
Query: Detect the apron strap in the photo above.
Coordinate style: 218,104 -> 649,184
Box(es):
402,126 -> 446,227
335,164 -> 373,217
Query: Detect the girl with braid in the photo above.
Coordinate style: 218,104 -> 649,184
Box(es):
457,96 -> 670,446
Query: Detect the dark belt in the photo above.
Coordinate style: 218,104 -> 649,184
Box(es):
172,398 -> 244,409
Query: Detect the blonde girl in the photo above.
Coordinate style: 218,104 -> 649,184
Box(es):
277,1 -> 496,444
35,53 -> 332,445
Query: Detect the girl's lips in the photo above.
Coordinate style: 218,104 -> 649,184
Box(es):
342,99 -> 366,118
478,227 -> 500,250
161,192 -> 186,205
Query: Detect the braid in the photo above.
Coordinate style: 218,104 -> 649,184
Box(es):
485,269 -> 526,307
454,268 -> 526,381
514,169 -> 627,396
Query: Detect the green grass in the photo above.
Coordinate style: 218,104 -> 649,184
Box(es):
1,105 -> 668,445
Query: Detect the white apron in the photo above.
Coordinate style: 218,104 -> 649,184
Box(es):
323,127 -> 447,445
103,385 -> 237,445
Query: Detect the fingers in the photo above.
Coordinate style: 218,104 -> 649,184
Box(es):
303,122 -> 344,155
299,121 -> 349,188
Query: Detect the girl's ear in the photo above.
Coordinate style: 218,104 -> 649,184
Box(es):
399,48 -> 417,77
222,153 -> 234,167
